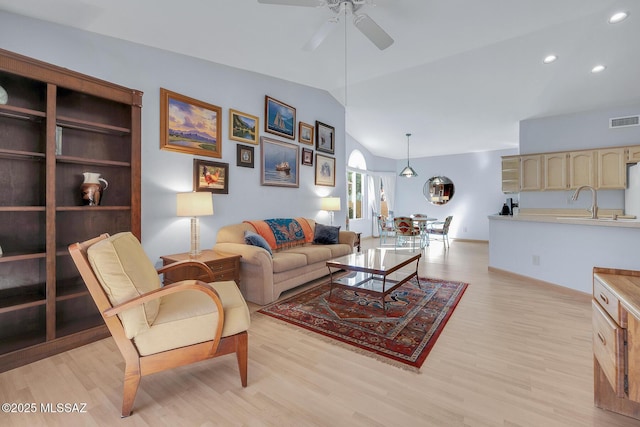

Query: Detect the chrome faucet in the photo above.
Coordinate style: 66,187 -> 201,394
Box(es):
571,185 -> 598,219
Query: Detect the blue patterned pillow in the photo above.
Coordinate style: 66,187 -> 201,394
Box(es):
313,223 -> 340,244
244,231 -> 273,256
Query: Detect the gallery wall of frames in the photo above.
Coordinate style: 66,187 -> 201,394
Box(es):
160,89 -> 338,193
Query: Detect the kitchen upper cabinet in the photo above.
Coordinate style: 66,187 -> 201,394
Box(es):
569,151 -> 596,189
520,155 -> 542,191
501,156 -> 520,193
597,148 -> 626,189
627,146 -> 640,164
543,153 -> 568,190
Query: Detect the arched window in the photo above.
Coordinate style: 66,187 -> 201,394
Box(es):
347,150 -> 367,221
348,150 -> 367,170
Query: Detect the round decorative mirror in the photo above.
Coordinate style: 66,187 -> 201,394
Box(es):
423,176 -> 455,205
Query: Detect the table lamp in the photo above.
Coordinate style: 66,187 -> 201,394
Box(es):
177,192 -> 214,257
321,197 -> 341,226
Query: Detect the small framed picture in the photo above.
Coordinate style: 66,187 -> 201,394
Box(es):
315,153 -> 336,187
237,144 -> 254,168
302,148 -> 313,166
298,122 -> 314,145
315,120 -> 335,154
265,96 -> 296,140
229,109 -> 259,145
194,159 -> 229,194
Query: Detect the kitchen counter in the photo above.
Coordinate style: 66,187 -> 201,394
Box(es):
489,214 -> 640,294
489,214 -> 640,228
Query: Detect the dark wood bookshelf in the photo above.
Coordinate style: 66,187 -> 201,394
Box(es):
0,47 -> 142,372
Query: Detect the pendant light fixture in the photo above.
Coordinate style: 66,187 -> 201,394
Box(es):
399,133 -> 418,178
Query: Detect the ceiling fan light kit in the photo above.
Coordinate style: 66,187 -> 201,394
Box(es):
259,0 -> 393,51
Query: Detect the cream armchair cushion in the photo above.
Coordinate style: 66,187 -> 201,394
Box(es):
133,280 -> 251,356
87,232 -> 161,338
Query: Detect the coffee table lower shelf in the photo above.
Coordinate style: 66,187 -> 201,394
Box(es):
327,270 -> 421,315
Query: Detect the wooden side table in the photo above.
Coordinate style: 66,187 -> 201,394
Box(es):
160,250 -> 241,286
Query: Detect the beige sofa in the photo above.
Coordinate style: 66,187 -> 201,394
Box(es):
213,218 -> 357,305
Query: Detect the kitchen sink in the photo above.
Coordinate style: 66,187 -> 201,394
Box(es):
556,216 -> 637,222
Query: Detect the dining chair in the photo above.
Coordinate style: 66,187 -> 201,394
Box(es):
427,215 -> 453,248
394,216 -> 420,251
68,232 -> 251,417
378,215 -> 395,244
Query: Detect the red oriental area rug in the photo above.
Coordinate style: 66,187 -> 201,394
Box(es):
258,276 -> 468,371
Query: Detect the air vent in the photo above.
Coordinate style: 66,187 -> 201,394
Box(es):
610,115 -> 640,128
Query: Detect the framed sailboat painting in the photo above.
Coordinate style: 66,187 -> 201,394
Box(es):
265,95 -> 296,140
260,137 -> 299,187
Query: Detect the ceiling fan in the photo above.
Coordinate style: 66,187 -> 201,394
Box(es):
258,0 -> 394,51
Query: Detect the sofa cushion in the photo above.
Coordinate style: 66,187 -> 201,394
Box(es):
244,230 -> 272,256
286,245 -> 333,264
87,232 -> 160,339
272,252 -> 308,273
313,223 -> 341,244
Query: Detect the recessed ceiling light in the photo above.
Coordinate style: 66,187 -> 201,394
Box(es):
609,11 -> 629,24
543,55 -> 558,64
592,65 -> 607,73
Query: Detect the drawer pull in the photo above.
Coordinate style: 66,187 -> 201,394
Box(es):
599,293 -> 609,305
597,331 -> 606,346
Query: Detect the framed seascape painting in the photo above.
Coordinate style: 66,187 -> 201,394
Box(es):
260,136 -> 299,188
302,148 -> 313,166
229,109 -> 259,145
237,144 -> 254,168
315,120 -> 335,154
298,122 -> 314,145
160,88 -> 222,158
315,153 -> 336,187
194,159 -> 229,194
265,95 -> 296,140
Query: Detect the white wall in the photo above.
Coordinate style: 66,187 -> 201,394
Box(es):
490,218 -> 640,293
0,11 -> 346,265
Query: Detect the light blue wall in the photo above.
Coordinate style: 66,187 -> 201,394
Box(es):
0,11 -> 346,265
344,132 -> 517,242
393,149 -> 516,241
519,104 -> 640,211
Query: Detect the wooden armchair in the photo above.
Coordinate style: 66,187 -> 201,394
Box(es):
68,232 -> 250,417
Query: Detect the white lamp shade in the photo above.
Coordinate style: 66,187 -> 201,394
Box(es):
176,192 -> 214,217
321,197 -> 341,211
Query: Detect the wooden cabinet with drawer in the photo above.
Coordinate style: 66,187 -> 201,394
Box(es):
592,268 -> 640,420
161,250 -> 241,286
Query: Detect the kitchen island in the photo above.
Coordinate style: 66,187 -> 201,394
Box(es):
489,214 -> 640,294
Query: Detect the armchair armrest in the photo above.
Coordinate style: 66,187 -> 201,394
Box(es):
157,260 -> 216,282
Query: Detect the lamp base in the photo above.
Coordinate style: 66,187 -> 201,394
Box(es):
189,216 -> 201,258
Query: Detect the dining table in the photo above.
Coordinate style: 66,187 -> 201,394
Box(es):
409,215 -> 438,247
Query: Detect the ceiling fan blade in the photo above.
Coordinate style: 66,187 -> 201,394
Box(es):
258,0 -> 324,6
303,17 -> 339,51
352,13 -> 394,50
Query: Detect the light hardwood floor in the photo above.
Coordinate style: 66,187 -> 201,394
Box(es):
1,238 -> 638,426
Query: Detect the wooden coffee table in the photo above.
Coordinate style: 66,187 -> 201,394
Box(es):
326,248 -> 422,314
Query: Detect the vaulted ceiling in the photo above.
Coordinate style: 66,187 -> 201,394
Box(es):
1,0 -> 639,159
